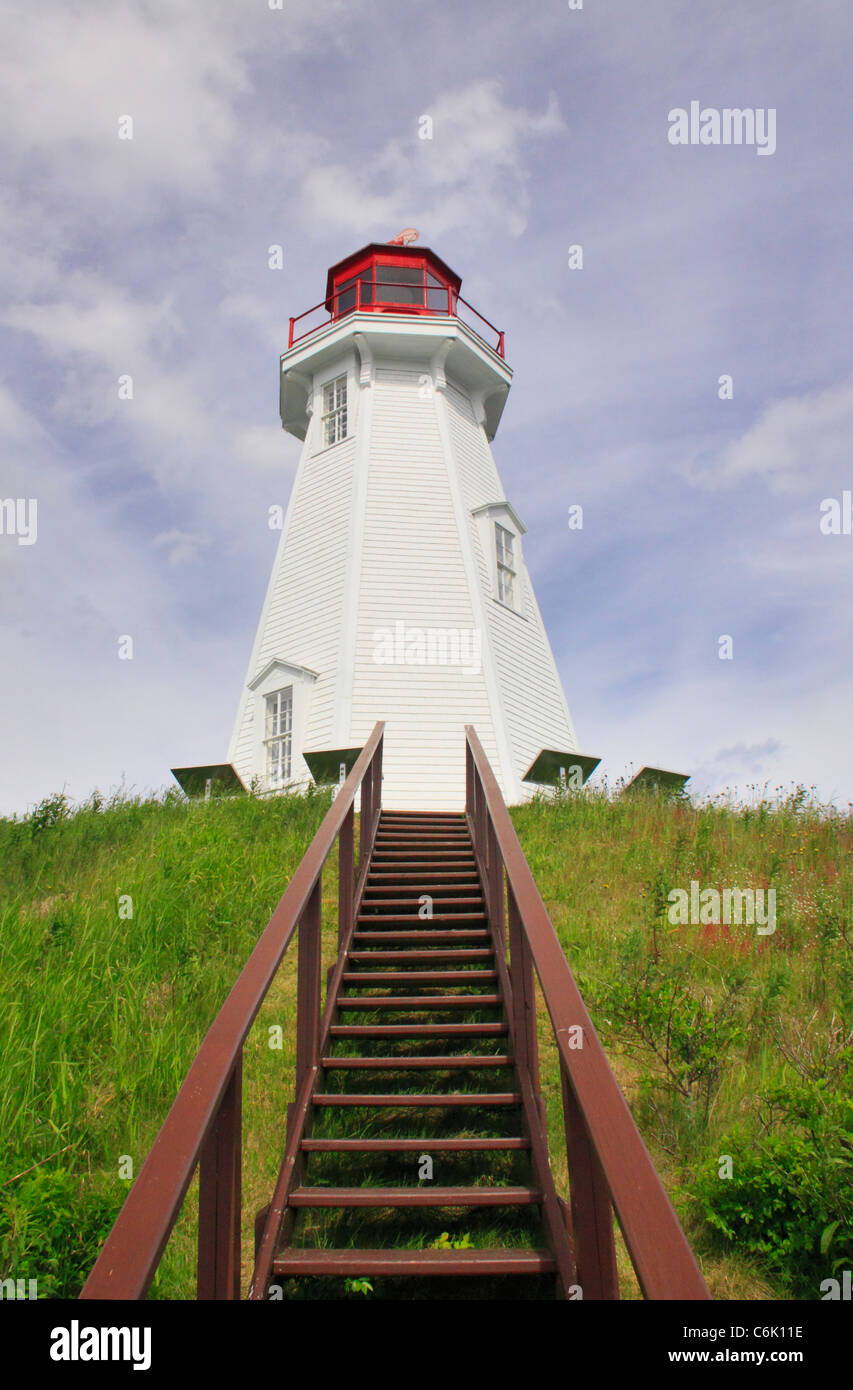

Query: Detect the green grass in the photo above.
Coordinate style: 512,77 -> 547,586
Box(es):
0,785 -> 334,1298
1,780 -> 850,1300
513,782 -> 853,1300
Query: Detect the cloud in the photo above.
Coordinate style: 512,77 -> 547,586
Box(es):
152,529 -> 208,567
690,377 -> 853,494
0,3 -> 250,205
698,739 -> 785,782
4,275 -> 180,372
1,0 -> 852,818
301,80 -> 565,240
0,382 -> 50,447
234,423 -> 291,476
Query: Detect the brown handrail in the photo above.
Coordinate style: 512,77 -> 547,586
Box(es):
80,722 -> 385,1301
465,726 -> 710,1301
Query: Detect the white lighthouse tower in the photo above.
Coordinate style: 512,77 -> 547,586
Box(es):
226,235 -> 583,811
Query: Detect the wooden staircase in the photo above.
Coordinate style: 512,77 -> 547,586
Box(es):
271,810 -> 559,1294
80,723 -> 709,1302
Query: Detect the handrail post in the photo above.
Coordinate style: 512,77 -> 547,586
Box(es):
338,803 -> 354,951
465,740 -> 473,818
561,1062 -> 619,1299
487,818 -> 505,951
374,734 -> 383,819
295,878 -> 322,1091
476,776 -> 487,873
197,1056 -> 242,1300
507,882 -> 539,1090
359,758 -> 374,867
288,317 -> 294,348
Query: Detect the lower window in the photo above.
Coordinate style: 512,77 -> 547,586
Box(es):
265,687 -> 293,788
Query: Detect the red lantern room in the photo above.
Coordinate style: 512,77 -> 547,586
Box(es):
287,236 -> 505,359
324,243 -> 461,320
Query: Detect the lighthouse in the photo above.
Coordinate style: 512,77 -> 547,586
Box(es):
225,236 -> 582,811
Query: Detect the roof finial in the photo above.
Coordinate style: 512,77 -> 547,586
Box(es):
387,227 -> 420,246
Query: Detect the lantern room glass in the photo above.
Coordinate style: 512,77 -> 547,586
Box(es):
331,256 -> 454,319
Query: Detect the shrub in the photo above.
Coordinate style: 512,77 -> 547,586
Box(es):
0,1167 -> 120,1299
693,1083 -> 853,1297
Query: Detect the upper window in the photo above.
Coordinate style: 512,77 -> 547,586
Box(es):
322,375 -> 347,447
375,264 -> 425,307
265,687 -> 293,789
495,523 -> 516,607
336,269 -> 373,315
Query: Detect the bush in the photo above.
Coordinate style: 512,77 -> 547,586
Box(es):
693,1084 -> 853,1297
0,1166 -> 120,1299
587,948 -> 749,1123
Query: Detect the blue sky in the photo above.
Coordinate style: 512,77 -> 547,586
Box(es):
2,0 -> 851,815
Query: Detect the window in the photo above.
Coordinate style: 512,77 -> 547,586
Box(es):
426,270 -> 451,311
265,687 -> 293,788
495,523 -> 516,607
322,375 -> 347,446
330,257 -> 455,318
472,502 -> 527,616
375,263 -> 425,307
336,269 -> 373,315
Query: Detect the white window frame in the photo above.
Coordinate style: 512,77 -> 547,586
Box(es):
264,686 -> 293,789
321,373 -> 347,447
471,501 -> 528,617
247,659 -> 318,793
495,522 -> 516,608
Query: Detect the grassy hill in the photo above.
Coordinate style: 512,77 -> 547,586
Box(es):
1,783 -> 850,1300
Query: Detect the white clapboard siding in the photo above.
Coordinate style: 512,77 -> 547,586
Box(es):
443,380 -> 578,790
350,369 -> 497,809
228,435 -> 355,788
229,305 -> 580,810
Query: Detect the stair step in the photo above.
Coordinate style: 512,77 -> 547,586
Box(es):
312,1092 -> 520,1107
353,931 -> 489,943
289,1186 -> 541,1208
363,884 -> 483,895
375,834 -> 470,843
376,832 -> 467,841
329,1023 -> 508,1037
336,995 -> 502,1010
301,1136 -> 529,1152
341,971 -> 497,985
347,950 -> 493,963
375,845 -> 477,856
369,867 -> 480,878
374,846 -> 471,855
356,914 -> 486,926
361,898 -> 484,912
321,1055 -> 512,1070
272,1247 -> 555,1277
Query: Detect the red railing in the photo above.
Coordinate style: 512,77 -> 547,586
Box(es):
465,726 -> 710,1300
288,279 -> 505,358
79,724 -> 385,1301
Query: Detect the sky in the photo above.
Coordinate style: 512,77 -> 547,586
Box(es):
1,0 -> 852,816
